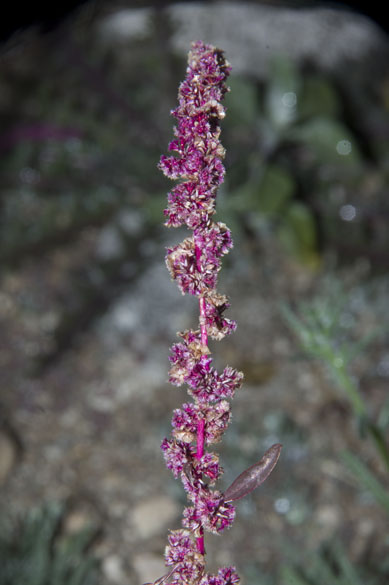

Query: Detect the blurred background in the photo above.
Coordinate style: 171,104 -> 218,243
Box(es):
0,1 -> 388,584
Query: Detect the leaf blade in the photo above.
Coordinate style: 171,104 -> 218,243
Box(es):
224,443 -> 282,502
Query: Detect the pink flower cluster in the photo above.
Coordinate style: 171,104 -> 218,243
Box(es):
157,41 -> 243,584
163,530 -> 240,585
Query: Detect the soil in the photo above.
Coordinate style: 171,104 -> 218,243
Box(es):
1,224 -> 387,584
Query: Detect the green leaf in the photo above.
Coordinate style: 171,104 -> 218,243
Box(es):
145,192 -> 167,223
299,76 -> 340,119
289,117 -> 361,168
256,164 -> 295,215
224,76 -> 259,126
265,56 -> 300,129
277,202 -> 319,267
228,181 -> 258,214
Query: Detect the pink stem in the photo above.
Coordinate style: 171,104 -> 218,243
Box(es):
196,418 -> 205,460
196,416 -> 206,554
195,243 -> 207,556
195,242 -> 208,348
199,296 -> 208,348
196,368 -> 205,555
196,527 -> 205,555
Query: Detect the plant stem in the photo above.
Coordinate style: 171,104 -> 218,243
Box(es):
196,528 -> 205,555
195,241 -> 207,556
199,296 -> 208,348
196,418 -> 205,460
196,374 -> 206,555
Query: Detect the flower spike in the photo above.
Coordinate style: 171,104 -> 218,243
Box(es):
153,41 -> 281,585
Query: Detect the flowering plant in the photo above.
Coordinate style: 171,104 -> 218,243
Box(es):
147,41 -> 281,585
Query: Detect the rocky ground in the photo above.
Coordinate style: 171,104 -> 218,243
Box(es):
1,224 -> 388,584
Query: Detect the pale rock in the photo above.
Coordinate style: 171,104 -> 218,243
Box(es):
131,495 -> 179,539
98,3 -> 388,79
315,504 -> 340,539
99,8 -> 152,41
103,554 -> 127,585
132,553 -> 166,584
96,224 -> 124,261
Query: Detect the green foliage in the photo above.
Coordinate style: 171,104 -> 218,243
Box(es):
282,276 -> 389,585
277,202 -> 318,268
0,18 -> 171,269
223,53 -> 388,268
289,117 -> 361,169
281,539 -> 388,585
0,502 -> 99,585
282,277 -> 389,467
282,279 -> 368,401
264,56 -> 300,130
256,164 -> 295,215
299,76 -> 340,119
226,76 -> 259,127
341,451 -> 389,514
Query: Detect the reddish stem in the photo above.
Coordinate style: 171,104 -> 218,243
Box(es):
195,244 -> 207,556
196,527 -> 205,555
196,373 -> 206,555
195,243 -> 208,348
196,418 -> 205,460
199,296 -> 208,348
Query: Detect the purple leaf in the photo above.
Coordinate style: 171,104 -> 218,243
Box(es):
224,443 -> 282,502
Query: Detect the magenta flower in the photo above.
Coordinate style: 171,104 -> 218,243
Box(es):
157,40 -> 242,583
144,38 -> 283,585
